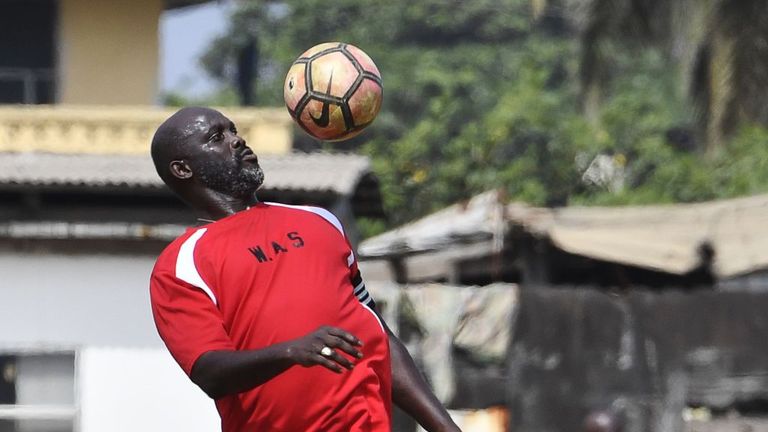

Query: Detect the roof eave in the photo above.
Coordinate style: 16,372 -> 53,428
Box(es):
164,0 -> 215,11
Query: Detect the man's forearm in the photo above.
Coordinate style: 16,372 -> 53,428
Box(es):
191,325 -> 363,399
191,343 -> 295,399
388,331 -> 461,432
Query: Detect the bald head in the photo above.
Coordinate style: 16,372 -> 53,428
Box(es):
151,106 -> 215,184
151,107 -> 264,202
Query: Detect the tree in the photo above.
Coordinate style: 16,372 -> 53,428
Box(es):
572,0 -> 768,150
196,0 -> 768,235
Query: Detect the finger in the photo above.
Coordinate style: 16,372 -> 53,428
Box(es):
323,326 -> 361,345
324,336 -> 363,359
325,327 -> 363,346
325,348 -> 355,370
313,354 -> 343,373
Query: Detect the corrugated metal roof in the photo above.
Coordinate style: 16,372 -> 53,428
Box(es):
164,0 -> 213,10
359,190 -> 507,258
360,190 -> 768,279
0,221 -> 185,241
0,152 -> 371,196
526,195 -> 768,279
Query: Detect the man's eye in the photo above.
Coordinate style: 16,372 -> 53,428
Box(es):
231,127 -> 238,135
211,133 -> 223,141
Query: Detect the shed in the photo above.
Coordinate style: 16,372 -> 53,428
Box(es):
360,191 -> 768,289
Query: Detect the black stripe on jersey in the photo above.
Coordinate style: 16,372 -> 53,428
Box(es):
351,270 -> 363,288
354,282 -> 366,295
349,269 -> 376,308
358,291 -> 370,304
363,295 -> 376,309
355,286 -> 370,303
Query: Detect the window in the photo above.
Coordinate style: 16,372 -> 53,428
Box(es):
0,353 -> 76,432
0,0 -> 57,104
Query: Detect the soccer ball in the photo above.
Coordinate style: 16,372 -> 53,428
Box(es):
284,42 -> 383,141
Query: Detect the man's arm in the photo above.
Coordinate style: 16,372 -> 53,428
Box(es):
381,317 -> 462,432
190,326 -> 363,399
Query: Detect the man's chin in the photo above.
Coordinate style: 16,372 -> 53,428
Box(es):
246,169 -> 265,191
196,161 -> 263,199
230,173 -> 264,199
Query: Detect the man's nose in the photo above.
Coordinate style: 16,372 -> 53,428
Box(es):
231,136 -> 246,150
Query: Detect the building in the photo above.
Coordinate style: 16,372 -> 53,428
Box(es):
1,0 -> 212,106
0,2 -> 384,431
0,148 -> 382,432
359,190 -> 768,289
358,190 -> 512,285
360,191 -> 768,432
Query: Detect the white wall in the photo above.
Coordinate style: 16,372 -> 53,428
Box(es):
0,253 -> 161,348
79,347 -> 219,432
0,252 -> 221,431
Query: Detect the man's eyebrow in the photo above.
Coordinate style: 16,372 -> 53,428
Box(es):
206,124 -> 222,136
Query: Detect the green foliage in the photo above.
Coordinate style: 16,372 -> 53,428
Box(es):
196,0 -> 768,234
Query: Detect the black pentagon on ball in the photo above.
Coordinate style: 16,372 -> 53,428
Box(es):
294,93 -> 357,136
304,43 -> 365,102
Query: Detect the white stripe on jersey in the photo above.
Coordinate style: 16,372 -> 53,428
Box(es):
175,228 -> 218,305
264,202 -> 345,236
361,302 -> 385,333
347,251 -> 355,267
353,281 -> 366,295
358,291 -> 371,304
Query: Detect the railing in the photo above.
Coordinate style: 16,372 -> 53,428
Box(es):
0,105 -> 294,155
0,68 -> 55,104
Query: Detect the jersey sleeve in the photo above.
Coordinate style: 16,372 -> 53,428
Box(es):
309,205 -> 377,309
264,202 -> 377,309
347,247 -> 376,309
150,259 -> 235,376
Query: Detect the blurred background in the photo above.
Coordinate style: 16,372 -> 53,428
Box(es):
1,0 -> 768,431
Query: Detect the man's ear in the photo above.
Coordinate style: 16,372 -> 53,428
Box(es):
169,160 -> 193,180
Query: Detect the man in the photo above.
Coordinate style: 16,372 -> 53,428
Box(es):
149,106 -> 461,432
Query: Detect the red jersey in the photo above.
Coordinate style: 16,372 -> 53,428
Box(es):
150,203 -> 392,431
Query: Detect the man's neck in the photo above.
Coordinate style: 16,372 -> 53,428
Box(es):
193,189 -> 259,221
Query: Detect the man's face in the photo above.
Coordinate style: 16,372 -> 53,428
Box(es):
182,109 -> 264,199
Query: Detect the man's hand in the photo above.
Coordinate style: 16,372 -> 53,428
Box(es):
191,325 -> 364,398
285,326 -> 364,373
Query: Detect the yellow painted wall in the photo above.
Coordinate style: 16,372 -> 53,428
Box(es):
59,0 -> 162,105
0,106 -> 294,155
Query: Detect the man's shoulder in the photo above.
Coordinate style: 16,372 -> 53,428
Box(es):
263,202 -> 345,236
154,226 -> 207,268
